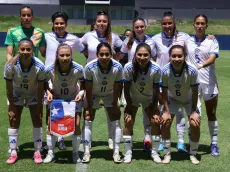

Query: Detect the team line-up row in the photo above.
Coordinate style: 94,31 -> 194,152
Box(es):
4,6 -> 219,165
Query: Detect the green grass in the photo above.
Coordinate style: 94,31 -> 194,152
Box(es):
1,16 -> 230,34
0,49 -> 230,171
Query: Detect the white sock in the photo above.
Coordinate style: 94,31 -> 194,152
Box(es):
72,134 -> 81,153
163,139 -> 171,155
58,136 -> 63,142
208,121 -> 218,144
47,135 -> 55,153
124,136 -> 132,154
33,127 -> 42,152
142,107 -> 151,141
83,120 -> 92,154
8,128 -> 18,155
105,109 -> 113,139
121,89 -> 127,105
190,140 -> 199,155
111,120 -> 122,154
176,114 -> 185,143
151,135 -> 160,155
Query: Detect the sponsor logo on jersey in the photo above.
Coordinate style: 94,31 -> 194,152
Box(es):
62,83 -> 68,87
23,79 -> 28,83
102,81 -> 108,85
140,82 -> 146,86
175,84 -> 181,89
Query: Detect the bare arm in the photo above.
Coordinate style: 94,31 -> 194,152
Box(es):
6,80 -> 14,108
124,81 -> 132,106
113,82 -> 122,106
39,46 -> 46,58
6,46 -> 13,62
197,54 -> 217,70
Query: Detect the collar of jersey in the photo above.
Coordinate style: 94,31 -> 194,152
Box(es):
98,59 -> 113,74
96,30 -> 106,38
57,61 -> 72,76
18,56 -> 34,73
162,31 -> 174,39
138,61 -> 151,75
170,62 -> 185,77
194,35 -> 207,43
54,31 -> 68,39
135,35 -> 148,43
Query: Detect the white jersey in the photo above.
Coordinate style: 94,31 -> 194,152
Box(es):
81,30 -> 122,63
45,61 -> 84,100
161,62 -> 199,103
45,32 -> 85,67
123,61 -> 161,98
152,32 -> 190,68
4,57 -> 46,96
186,36 -> 219,85
85,59 -> 123,97
120,35 -> 155,62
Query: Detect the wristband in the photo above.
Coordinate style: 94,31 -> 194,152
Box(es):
78,90 -> 85,96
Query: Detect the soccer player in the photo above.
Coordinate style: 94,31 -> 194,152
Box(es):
186,14 -> 220,156
4,38 -> 45,164
118,17 -> 156,152
82,42 -> 122,163
160,45 -> 200,164
43,43 -> 85,163
45,12 -> 85,150
5,6 -> 46,62
151,12 -> 190,152
81,10 -> 123,149
123,43 -> 161,163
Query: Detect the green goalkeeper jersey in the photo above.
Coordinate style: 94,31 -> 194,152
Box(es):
4,25 -> 46,57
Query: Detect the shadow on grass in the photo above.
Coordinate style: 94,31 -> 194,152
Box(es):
17,140 -> 212,163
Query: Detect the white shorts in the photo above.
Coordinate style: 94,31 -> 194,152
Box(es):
168,98 -> 201,116
11,95 -> 38,106
132,95 -> 152,109
84,95 -> 115,109
199,82 -> 218,101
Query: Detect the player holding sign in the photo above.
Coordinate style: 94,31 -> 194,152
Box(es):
43,43 -> 85,163
4,38 -> 45,164
83,42 -> 122,163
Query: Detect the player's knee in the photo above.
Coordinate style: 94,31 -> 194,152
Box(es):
189,120 -> 200,128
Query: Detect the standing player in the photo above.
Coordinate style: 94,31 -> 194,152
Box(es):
151,12 -> 190,152
82,42 -> 122,163
5,6 -> 46,62
160,45 -> 200,164
186,14 -> 220,156
4,38 -> 45,164
43,44 -> 85,163
81,10 -> 122,149
45,12 -> 85,150
118,17 -> 155,152
122,43 -> 161,163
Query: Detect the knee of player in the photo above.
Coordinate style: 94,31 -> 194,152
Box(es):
189,120 -> 200,128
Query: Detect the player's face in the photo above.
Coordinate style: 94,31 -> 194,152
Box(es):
161,16 -> 175,36
133,20 -> 146,37
96,15 -> 109,33
98,46 -> 112,68
20,8 -> 33,28
193,16 -> 208,35
170,48 -> 185,70
135,47 -> 150,68
58,48 -> 72,67
18,42 -> 33,60
53,17 -> 67,35
125,31 -> 131,38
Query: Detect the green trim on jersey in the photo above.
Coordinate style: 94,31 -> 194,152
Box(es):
5,25 -> 46,57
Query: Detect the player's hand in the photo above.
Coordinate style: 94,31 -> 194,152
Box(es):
190,112 -> 200,127
208,34 -> 216,40
8,106 -> 16,120
75,94 -> 83,102
161,111 -> 171,126
47,92 -> 53,102
124,113 -> 134,127
151,114 -> 161,124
